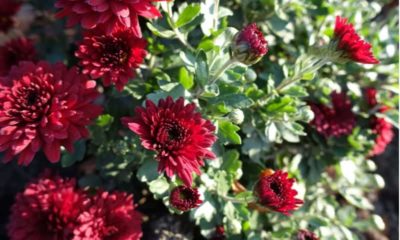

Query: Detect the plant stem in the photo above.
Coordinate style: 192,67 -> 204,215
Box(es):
166,2 -> 195,52
213,0 -> 220,30
209,59 -> 238,85
193,59 -> 237,98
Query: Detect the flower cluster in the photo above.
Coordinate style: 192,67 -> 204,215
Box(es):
122,97 -> 217,186
254,170 -> 303,215
309,91 -> 356,138
7,173 -> 142,240
0,61 -> 102,165
333,16 -> 379,64
363,87 -> 394,156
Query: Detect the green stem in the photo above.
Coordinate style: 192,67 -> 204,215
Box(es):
194,59 -> 237,97
166,2 -> 195,52
213,0 -> 220,30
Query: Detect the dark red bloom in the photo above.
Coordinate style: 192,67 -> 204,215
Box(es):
363,87 -> 394,156
74,191 -> 142,240
255,170 -> 303,215
169,186 -> 202,211
231,23 -> 268,65
0,37 -> 37,76
309,91 -> 356,137
122,97 -> 216,186
75,28 -> 147,91
0,61 -> 102,165
333,16 -> 379,64
7,174 -> 88,240
0,0 -> 21,33
210,225 -> 226,240
55,0 -> 165,37
296,229 -> 319,240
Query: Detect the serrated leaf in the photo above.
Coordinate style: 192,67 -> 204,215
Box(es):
218,120 -> 241,144
176,4 -> 201,28
210,93 -> 254,110
149,177 -> 170,199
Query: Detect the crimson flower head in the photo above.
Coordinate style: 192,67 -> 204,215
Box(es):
363,87 -> 394,156
254,170 -> 303,215
0,0 -> 21,33
231,23 -> 268,65
211,225 -> 226,240
309,91 -> 356,138
7,174 -> 88,240
169,186 -> 202,211
296,229 -> 319,240
122,97 -> 216,186
55,0 -> 165,37
74,191 -> 142,240
333,16 -> 379,64
75,29 -> 147,91
75,28 -> 147,91
0,61 -> 102,165
0,37 -> 37,76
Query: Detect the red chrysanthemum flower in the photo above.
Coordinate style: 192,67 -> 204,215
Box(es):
363,87 -> 394,156
122,97 -> 216,186
75,28 -> 147,91
74,191 -> 142,240
333,16 -> 379,64
309,91 -> 356,137
0,37 -> 37,76
7,174 -> 88,240
0,61 -> 102,165
231,23 -> 268,65
55,0 -> 165,37
210,225 -> 226,240
296,229 -> 319,240
0,0 -> 21,33
254,170 -> 303,215
169,186 -> 202,211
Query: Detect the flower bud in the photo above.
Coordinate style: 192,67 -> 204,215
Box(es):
228,109 -> 245,125
230,23 -> 268,65
295,229 -> 319,240
169,186 -> 202,211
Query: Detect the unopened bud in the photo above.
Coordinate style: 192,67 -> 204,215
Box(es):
228,109 -> 244,124
230,23 -> 268,65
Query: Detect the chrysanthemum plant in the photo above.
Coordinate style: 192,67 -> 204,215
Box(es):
1,0 -> 398,239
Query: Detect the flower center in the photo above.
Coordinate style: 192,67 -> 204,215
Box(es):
270,181 -> 282,196
156,120 -> 189,149
102,37 -> 130,67
9,81 -> 53,123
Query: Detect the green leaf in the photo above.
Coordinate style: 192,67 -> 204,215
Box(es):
265,96 -> 293,113
178,67 -> 194,90
175,4 -> 201,28
216,171 -> 230,195
209,93 -> 254,110
195,50 -> 209,87
61,140 -> 86,167
339,187 -> 374,210
222,150 -> 241,174
146,22 -> 175,38
234,191 -> 255,202
149,177 -> 170,199
96,114 -> 114,128
218,120 -> 242,144
137,158 -> 159,182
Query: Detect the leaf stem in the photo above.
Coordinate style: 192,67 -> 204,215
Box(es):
166,2 -> 195,52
